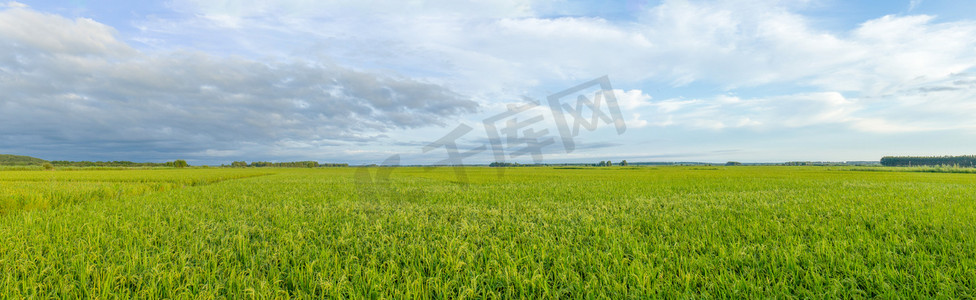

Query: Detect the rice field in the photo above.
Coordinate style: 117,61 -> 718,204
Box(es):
0,166 -> 973,298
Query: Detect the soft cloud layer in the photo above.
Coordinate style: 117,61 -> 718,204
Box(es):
0,7 -> 476,162
142,1 -> 976,90
3,0 -> 976,164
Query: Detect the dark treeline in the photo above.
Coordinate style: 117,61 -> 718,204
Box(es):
490,160 -> 630,167
488,162 -> 533,167
228,161 -> 349,168
784,161 -> 848,166
50,160 -> 182,167
594,160 -> 628,166
880,155 -> 976,167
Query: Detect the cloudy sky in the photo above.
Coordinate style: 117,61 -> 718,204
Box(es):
2,0 -> 975,165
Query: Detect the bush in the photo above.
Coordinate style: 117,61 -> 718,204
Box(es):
173,160 -> 189,168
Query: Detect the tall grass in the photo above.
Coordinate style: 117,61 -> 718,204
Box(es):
0,166 -> 973,297
0,169 -> 273,212
848,165 -> 976,174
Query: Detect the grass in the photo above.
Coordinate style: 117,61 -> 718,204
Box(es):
0,169 -> 271,213
849,165 -> 976,174
0,166 -> 973,298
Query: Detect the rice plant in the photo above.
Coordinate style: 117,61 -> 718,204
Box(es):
0,166 -> 973,298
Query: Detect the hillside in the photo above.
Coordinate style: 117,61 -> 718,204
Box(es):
0,154 -> 48,166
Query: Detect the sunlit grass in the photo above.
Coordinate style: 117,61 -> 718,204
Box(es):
848,165 -> 976,174
0,168 -> 273,212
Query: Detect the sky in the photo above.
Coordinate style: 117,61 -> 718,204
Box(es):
2,0 -> 976,165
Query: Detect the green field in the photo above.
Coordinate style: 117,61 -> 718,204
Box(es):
0,166 -> 973,298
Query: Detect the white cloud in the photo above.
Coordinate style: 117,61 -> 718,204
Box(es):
612,89 -> 653,128
636,84 -> 976,134
147,1 -> 976,97
2,1 -> 26,8
909,0 -> 923,11
166,0 -> 537,21
816,14 -> 976,95
0,7 -> 134,57
0,8 -> 477,161
642,92 -> 858,130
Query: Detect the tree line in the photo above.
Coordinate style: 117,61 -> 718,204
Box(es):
50,160 -> 188,168
489,160 -> 629,167
880,155 -> 976,167
488,162 -> 531,167
594,160 -> 628,167
227,161 -> 349,168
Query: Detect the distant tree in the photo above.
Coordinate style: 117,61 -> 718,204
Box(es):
881,155 -> 976,167
241,161 -> 339,168
320,163 -> 349,167
231,161 -> 248,168
51,160 -> 170,167
172,160 -> 189,168
725,161 -> 742,166
490,162 -> 525,167
606,160 -> 613,167
42,163 -> 54,170
620,160 -> 628,166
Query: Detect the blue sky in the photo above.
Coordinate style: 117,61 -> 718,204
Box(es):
2,0 -> 976,165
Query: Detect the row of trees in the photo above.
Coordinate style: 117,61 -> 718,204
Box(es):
488,162 -> 529,167
594,160 -> 628,167
228,161 -> 349,168
784,161 -> 855,166
50,160 -> 188,168
489,160 -> 630,167
880,155 -> 976,167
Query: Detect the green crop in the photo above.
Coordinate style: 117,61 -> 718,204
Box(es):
0,166 -> 973,298
0,169 -> 271,213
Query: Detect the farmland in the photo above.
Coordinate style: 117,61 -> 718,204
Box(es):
0,166 -> 974,298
